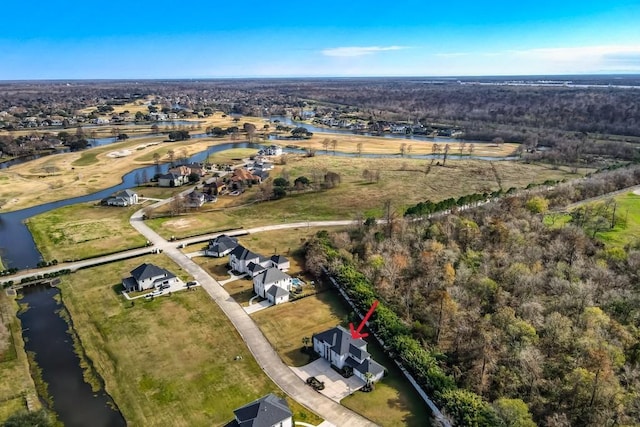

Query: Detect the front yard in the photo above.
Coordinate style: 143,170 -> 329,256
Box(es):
252,289 -> 432,427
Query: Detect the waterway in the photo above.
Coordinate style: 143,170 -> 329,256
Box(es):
0,142 -> 263,270
18,285 -> 126,427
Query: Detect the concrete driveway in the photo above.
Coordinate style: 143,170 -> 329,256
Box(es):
291,358 -> 366,402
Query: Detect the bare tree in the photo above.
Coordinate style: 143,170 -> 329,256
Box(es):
331,139 -> 338,155
357,142 -> 363,157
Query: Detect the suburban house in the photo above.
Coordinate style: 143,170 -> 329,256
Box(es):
258,145 -> 283,156
312,325 -> 386,383
184,190 -> 206,208
101,189 -> 138,207
230,168 -> 261,190
203,179 -> 227,196
122,263 -> 180,292
253,268 -> 292,305
228,393 -> 292,427
168,165 -> 192,177
205,234 -> 239,257
229,245 -> 289,276
229,245 -> 262,274
158,172 -> 188,187
182,162 -> 206,177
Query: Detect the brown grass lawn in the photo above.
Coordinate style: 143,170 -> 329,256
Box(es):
0,294 -> 41,423
27,202 -> 148,262
0,135 -> 241,212
252,289 -> 431,427
147,157 -> 590,239
59,255 -> 321,426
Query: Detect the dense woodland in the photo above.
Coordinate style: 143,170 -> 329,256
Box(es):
305,165 -> 640,426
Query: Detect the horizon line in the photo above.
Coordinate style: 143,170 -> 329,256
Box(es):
2,72 -> 640,83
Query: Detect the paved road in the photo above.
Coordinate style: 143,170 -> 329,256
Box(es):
128,209 -> 377,426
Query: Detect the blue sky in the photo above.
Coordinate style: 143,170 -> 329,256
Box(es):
1,0 -> 639,79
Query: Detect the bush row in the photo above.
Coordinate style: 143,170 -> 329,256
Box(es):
323,237 -> 498,426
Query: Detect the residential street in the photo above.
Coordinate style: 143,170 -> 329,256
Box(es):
128,209 -> 377,426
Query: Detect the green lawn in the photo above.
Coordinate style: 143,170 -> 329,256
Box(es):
26,202 -> 148,263
59,255 -> 321,426
252,289 -> 432,427
591,192 -> 640,247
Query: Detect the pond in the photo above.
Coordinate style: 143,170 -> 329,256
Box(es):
18,285 -> 126,427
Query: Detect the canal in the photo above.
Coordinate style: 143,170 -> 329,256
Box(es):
18,284 -> 126,427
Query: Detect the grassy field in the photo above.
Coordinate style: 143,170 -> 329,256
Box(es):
26,202 -> 148,262
58,255 -> 321,426
0,294 -> 41,423
252,289 -> 431,427
147,157 -> 590,239
585,191 -> 640,247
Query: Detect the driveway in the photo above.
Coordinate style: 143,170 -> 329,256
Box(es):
291,358 -> 366,402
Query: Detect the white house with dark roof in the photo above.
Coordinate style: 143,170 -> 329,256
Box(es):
205,234 -> 238,257
229,245 -> 289,276
229,393 -> 292,427
122,263 -> 180,292
312,325 -> 386,383
101,189 -> 138,207
253,268 -> 292,305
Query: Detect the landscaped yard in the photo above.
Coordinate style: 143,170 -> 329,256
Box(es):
58,255 -> 321,426
252,289 -> 431,427
26,202 -> 148,263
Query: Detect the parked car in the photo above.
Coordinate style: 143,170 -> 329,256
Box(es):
186,281 -> 197,287
306,376 -> 325,391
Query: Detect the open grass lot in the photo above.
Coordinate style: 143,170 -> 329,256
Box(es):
0,294 -> 41,423
59,255 -> 321,426
587,191 -> 640,247
205,148 -> 259,165
284,131 -> 520,157
252,289 -> 430,427
26,202 -> 148,262
147,157 -> 590,239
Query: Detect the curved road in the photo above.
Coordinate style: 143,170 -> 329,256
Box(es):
128,210 -> 376,426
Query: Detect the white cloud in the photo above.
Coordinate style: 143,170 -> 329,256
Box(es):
321,45 -> 407,57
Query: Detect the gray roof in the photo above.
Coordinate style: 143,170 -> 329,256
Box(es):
267,285 -> 289,298
230,245 -> 259,262
247,262 -> 266,275
208,234 -> 238,253
114,189 -> 136,198
130,263 -> 174,282
313,325 -> 366,357
270,254 -> 288,265
254,267 -> 290,287
349,344 -> 370,361
232,393 -> 291,427
354,357 -> 385,378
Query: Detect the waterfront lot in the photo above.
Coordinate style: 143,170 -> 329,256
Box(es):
252,289 -> 431,427
59,255 -> 321,426
27,202 -> 148,262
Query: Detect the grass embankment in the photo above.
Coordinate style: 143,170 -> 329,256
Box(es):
253,289 -> 430,427
59,255 -> 321,426
26,202 -> 148,263
147,156 -> 590,239
0,294 -> 41,423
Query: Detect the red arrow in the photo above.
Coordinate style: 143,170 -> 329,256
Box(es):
349,300 -> 379,339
